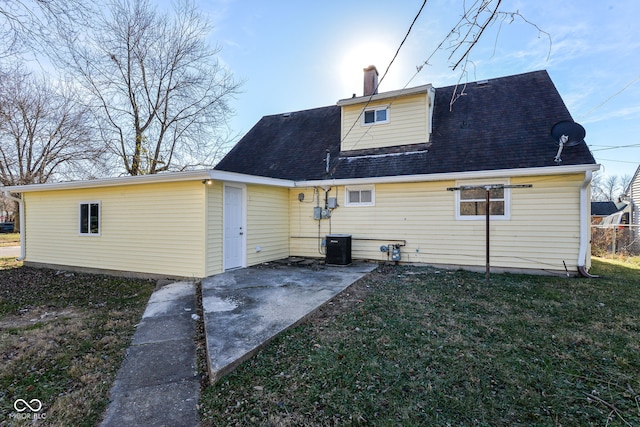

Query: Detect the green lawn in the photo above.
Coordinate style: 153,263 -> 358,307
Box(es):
0,262 -> 154,426
1,256 -> 638,426
200,258 -> 640,426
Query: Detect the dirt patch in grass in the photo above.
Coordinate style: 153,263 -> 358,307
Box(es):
0,307 -> 84,329
200,261 -> 640,426
0,265 -> 154,426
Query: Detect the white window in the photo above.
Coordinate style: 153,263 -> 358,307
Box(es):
345,186 -> 375,206
455,180 -> 510,220
362,106 -> 389,125
79,202 -> 100,235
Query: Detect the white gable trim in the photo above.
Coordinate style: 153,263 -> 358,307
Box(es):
3,170 -> 294,193
3,164 -> 600,194
337,84 -> 433,106
3,170 -> 213,192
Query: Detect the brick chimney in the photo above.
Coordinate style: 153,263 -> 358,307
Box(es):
363,65 -> 378,96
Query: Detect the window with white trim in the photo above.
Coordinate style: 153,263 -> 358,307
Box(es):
362,106 -> 389,125
79,202 -> 100,235
345,186 -> 375,206
455,181 -> 510,220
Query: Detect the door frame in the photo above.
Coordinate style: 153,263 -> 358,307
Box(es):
223,183 -> 247,270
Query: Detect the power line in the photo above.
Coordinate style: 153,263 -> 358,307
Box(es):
590,143 -> 640,152
376,0 -> 428,95
409,0 -> 483,86
339,0 -> 428,147
595,157 -> 640,165
342,0 -> 508,153
579,74 -> 640,120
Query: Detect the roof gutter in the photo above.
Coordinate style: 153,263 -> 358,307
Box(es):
209,170 -> 294,187
2,189 -> 25,261
294,164 -> 601,187
3,170 -> 295,193
3,169 -> 213,193
578,170 -> 597,278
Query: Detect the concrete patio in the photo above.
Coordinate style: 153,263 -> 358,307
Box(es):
201,259 -> 376,382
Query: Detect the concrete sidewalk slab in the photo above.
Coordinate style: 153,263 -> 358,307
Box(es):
201,261 -> 376,382
0,245 -> 20,258
101,281 -> 200,427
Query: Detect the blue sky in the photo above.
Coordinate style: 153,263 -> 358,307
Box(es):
194,0 -> 640,179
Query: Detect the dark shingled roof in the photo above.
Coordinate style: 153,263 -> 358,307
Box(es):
215,70 -> 596,181
591,201 -> 623,216
215,106 -> 341,181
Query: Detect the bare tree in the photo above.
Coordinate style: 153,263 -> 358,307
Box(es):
602,175 -> 620,201
621,174 -> 632,195
591,172 -> 630,202
0,66 -> 101,186
412,0 -> 551,110
61,0 -> 241,176
0,194 -> 16,222
0,0 -> 90,59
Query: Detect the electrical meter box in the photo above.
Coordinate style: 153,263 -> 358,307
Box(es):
313,207 -> 331,220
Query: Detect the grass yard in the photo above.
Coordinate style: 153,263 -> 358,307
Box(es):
0,233 -> 20,247
200,258 -> 640,426
0,259 -> 154,426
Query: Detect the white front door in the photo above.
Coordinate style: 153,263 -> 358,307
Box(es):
224,185 -> 245,270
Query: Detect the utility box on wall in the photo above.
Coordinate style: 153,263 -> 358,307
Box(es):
326,234 -> 352,265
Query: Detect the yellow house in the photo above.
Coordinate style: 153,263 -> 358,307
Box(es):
4,171 -> 292,278
4,70 -> 599,278
628,164 -> 640,253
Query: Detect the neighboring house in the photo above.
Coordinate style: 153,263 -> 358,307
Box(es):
591,201 -> 626,224
3,69 -> 599,278
627,164 -> 640,252
591,196 -> 634,255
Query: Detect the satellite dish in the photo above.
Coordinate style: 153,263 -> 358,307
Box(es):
551,120 -> 586,164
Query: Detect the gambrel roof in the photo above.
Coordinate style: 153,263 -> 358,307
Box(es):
215,70 -> 596,180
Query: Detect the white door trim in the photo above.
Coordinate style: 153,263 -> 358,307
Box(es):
223,183 -> 246,270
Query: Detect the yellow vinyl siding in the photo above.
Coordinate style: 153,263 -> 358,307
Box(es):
340,93 -> 428,151
289,187 -> 326,258
19,170 -> 589,277
24,181 -> 207,278
289,174 -> 585,273
205,181 -> 224,276
246,185 -> 290,265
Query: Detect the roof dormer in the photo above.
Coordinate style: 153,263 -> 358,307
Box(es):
337,68 -> 435,153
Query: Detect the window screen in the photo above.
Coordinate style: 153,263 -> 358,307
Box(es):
345,187 -> 374,206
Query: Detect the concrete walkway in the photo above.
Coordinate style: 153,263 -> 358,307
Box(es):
101,281 -> 200,427
201,261 -> 376,382
0,245 -> 20,257
100,260 -> 376,425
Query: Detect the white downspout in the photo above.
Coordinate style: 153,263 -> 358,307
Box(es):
2,189 -> 25,261
578,170 -> 595,277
